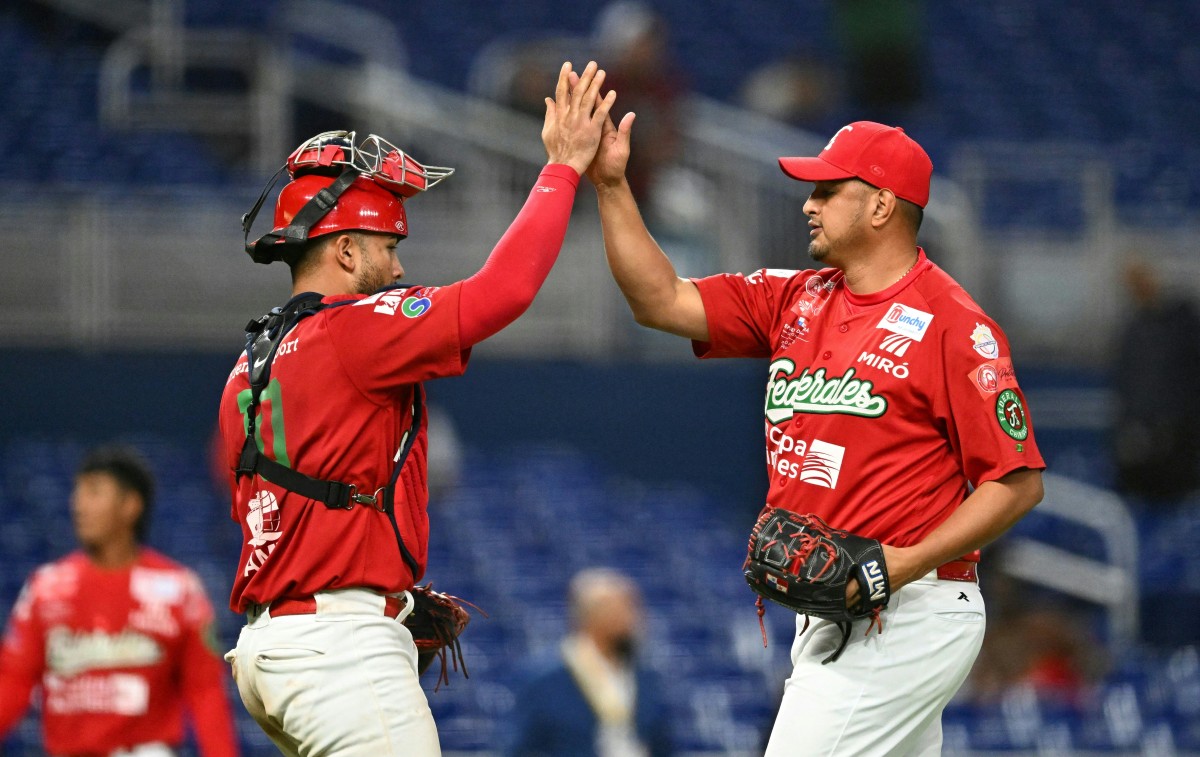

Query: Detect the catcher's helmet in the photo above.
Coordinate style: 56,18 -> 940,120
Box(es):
272,174 -> 410,240
243,130 -> 453,264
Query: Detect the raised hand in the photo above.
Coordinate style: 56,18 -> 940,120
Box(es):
585,111 -> 636,190
542,61 -> 617,177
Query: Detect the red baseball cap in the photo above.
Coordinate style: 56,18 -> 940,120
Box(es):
779,121 -> 933,208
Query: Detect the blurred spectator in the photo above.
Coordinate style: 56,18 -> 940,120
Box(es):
1112,259 -> 1200,504
965,561 -> 1106,710
592,1 -> 686,211
739,56 -> 840,132
503,567 -> 675,757
831,0 -> 926,119
0,445 -> 239,757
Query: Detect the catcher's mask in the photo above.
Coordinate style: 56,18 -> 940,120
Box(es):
242,130 -> 454,264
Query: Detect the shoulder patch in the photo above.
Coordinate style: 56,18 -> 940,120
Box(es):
968,357 -> 1017,398
970,323 -> 1000,359
995,389 -> 1029,440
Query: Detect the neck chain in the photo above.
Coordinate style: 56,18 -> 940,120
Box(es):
896,256 -> 919,284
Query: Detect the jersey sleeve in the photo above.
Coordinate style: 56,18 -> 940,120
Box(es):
325,281 -> 470,397
936,304 -> 1046,487
690,269 -> 796,359
178,571 -> 240,757
0,574 -> 45,737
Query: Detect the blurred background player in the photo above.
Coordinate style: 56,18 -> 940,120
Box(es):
219,62 -> 614,755
0,445 -> 239,757
503,567 -> 675,757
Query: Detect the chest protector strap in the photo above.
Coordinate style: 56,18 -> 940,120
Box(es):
235,290 -> 422,576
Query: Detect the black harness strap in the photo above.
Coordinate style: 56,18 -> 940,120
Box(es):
243,167 -> 361,264
235,288 -> 423,576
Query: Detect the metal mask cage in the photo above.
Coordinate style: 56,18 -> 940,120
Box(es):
243,130 -> 455,263
285,131 -> 455,196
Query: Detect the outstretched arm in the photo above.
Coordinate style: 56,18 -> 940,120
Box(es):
459,61 -> 615,347
588,113 -> 710,341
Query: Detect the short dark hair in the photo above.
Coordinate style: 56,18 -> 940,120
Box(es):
77,446 -> 155,543
284,236 -> 328,281
285,232 -> 370,281
898,198 -> 924,234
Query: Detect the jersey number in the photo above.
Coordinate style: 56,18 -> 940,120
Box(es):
236,379 -> 291,467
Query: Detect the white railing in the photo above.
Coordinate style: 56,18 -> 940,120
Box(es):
997,472 -> 1140,651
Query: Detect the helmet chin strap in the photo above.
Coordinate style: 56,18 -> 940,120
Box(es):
243,167 -> 360,264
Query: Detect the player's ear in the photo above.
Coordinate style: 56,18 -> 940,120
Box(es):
118,489 -> 143,534
871,188 -> 898,228
329,233 -> 357,273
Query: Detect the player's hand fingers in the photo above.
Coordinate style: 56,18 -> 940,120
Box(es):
571,61 -> 599,108
617,112 -> 636,144
579,68 -> 607,114
543,96 -> 556,128
592,88 -> 617,125
554,62 -> 571,108
568,70 -> 581,91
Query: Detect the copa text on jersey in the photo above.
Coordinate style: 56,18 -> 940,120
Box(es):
764,359 -> 888,424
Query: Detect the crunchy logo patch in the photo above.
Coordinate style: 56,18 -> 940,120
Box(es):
765,359 -> 887,424
876,303 -> 933,341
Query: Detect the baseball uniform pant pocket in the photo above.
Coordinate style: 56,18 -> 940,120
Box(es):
234,615 -> 440,756
766,578 -> 985,757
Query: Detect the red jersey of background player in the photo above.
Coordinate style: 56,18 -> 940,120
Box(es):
693,248 -> 1045,551
217,282 -> 467,612
0,549 -> 238,756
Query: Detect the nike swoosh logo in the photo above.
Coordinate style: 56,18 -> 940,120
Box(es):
254,356 -> 269,370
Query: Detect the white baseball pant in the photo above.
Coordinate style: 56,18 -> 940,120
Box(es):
764,570 -> 986,756
226,588 -> 441,757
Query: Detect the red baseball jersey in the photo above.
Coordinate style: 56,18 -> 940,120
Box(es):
0,550 -> 238,757
693,249 -> 1045,550
217,282 -> 469,612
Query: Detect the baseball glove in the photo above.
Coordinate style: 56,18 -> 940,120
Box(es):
402,584 -> 484,689
743,507 -> 890,663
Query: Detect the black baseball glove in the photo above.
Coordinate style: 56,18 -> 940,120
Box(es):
402,584 -> 485,689
743,506 -> 891,663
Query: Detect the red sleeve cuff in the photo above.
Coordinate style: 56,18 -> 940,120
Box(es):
539,163 -> 582,188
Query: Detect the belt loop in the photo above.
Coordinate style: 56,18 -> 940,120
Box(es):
393,590 -> 415,624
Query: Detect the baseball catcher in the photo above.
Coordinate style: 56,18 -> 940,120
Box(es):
743,507 -> 891,663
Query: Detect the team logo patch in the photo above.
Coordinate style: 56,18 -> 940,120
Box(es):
401,296 -> 432,318
970,323 -> 1000,359
995,389 -> 1029,440
799,439 -> 846,489
876,303 -> 933,341
969,358 -> 1016,398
